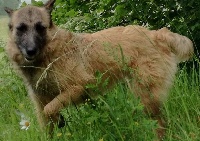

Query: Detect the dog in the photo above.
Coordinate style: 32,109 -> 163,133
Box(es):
4,0 -> 193,139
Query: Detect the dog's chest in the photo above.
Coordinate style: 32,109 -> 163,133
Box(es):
21,66 -> 60,96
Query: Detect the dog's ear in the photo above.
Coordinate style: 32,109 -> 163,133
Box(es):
4,7 -> 14,17
44,0 -> 56,13
44,0 -> 56,28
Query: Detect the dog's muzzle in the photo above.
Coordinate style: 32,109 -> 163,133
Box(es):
24,47 -> 38,61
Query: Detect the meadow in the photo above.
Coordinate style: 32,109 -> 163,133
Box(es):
0,16 -> 200,141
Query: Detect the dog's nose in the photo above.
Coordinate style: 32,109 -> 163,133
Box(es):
26,47 -> 37,56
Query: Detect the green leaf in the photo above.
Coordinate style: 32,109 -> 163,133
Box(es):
66,9 -> 78,17
0,47 -> 4,53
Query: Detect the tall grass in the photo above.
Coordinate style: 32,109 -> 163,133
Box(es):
0,37 -> 200,141
163,63 -> 200,141
0,16 -> 8,42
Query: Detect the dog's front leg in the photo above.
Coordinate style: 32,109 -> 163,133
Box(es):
44,85 -> 84,116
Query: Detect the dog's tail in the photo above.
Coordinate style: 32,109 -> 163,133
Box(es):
157,28 -> 194,63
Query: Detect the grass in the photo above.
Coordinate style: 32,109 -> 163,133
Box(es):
0,17 -> 200,141
163,65 -> 200,140
0,16 -> 8,42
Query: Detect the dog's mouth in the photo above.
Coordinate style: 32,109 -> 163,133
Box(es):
24,45 -> 40,62
24,53 -> 38,62
23,49 -> 39,62
25,56 -> 36,62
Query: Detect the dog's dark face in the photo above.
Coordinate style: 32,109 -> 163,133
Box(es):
12,8 -> 48,61
4,0 -> 55,62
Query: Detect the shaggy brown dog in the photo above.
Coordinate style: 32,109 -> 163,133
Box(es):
4,0 -> 193,139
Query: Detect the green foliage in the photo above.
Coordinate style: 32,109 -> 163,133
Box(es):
20,0 -> 44,7
59,83 -> 157,140
53,0 -> 146,32
0,40 -> 5,52
51,1 -> 187,31
85,70 -> 110,94
20,2 -> 28,7
163,64 -> 200,140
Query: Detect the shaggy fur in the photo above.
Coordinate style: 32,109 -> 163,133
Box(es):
5,0 -> 193,139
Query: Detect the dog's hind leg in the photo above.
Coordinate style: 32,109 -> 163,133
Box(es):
127,78 -> 166,139
128,62 -> 176,139
134,81 -> 166,138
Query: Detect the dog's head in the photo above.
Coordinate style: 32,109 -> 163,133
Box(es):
4,0 -> 55,62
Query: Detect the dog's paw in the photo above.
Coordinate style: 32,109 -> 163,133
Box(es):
44,103 -> 55,116
44,101 -> 63,116
58,115 -> 66,128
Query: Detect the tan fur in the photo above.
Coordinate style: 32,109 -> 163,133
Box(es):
5,1 -> 193,139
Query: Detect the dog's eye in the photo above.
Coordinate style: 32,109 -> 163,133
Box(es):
8,23 -> 13,31
16,23 -> 27,32
35,23 -> 46,32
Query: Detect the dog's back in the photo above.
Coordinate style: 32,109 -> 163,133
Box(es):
80,25 -> 193,77
86,25 -> 193,62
